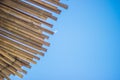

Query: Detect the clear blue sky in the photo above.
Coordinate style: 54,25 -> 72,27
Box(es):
11,0 -> 120,80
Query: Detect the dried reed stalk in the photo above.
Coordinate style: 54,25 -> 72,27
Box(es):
0,0 -> 68,80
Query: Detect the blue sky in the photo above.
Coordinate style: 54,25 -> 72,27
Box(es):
11,0 -> 120,80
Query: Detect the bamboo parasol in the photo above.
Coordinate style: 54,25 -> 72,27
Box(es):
0,0 -> 68,80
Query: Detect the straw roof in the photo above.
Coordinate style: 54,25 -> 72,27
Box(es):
0,0 -> 68,80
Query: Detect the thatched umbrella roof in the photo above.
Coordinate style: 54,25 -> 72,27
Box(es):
0,0 -> 68,80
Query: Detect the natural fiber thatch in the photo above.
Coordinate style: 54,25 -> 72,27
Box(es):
0,0 -> 67,80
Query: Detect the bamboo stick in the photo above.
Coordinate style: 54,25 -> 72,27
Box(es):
0,1 -> 53,28
0,56 -> 23,73
12,0 -> 57,20
0,16 -> 50,47
0,37 -> 40,60
0,4 -> 54,35
0,27 -> 45,51
0,3 -> 43,24
27,0 -> 61,14
0,0 -> 68,79
0,49 -> 15,62
0,40 -> 34,63
0,29 -> 44,56
6,66 -> 23,78
16,58 -> 31,69
0,60 -> 23,78
0,38 -> 39,61
1,0 -> 48,20
1,25 -> 46,51
1,28 -> 44,56
0,9 -> 49,39
0,45 -> 37,65
0,72 -> 10,80
0,65 -> 14,76
46,0 -> 68,9
0,47 -> 31,69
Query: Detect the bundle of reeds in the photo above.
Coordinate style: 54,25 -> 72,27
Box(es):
0,0 -> 68,80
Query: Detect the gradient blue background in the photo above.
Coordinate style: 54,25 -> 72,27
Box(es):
11,0 -> 120,80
